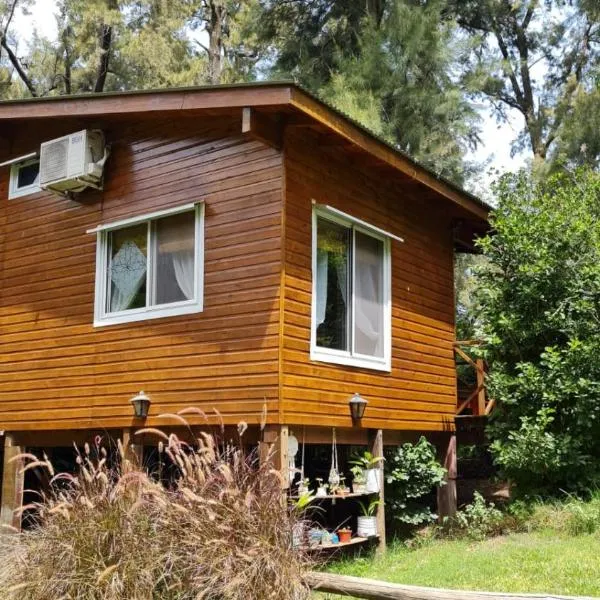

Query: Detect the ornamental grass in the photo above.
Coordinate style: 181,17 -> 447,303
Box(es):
0,412 -> 312,599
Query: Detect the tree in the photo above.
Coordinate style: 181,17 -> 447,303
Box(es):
257,0 -> 480,184
448,0 -> 600,169
474,168 -> 600,493
0,0 -> 265,98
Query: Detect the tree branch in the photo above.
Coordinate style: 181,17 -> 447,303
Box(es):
0,36 -> 37,96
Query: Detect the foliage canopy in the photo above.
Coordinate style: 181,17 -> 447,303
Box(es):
474,168 -> 600,493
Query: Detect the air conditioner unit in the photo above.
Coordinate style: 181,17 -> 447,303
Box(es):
40,130 -> 108,195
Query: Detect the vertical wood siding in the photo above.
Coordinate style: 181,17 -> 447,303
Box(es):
281,129 -> 457,431
0,117 -> 283,431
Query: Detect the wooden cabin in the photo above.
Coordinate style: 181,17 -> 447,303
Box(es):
0,83 -> 489,540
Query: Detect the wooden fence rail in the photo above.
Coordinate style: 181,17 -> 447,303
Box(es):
307,572 -> 595,600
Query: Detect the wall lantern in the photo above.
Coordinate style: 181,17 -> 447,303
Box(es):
131,391 -> 151,419
349,392 -> 367,425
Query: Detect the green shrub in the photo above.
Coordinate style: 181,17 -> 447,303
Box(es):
0,420 -> 313,600
527,492 -> 600,536
385,437 -> 446,526
448,492 -> 505,540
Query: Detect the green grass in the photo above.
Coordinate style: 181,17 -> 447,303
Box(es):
316,529 -> 600,598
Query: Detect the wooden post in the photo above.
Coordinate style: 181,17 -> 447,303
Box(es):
0,434 -> 24,532
122,428 -> 143,470
437,433 -> 457,519
476,359 -> 486,416
260,425 -> 289,490
369,428 -> 386,553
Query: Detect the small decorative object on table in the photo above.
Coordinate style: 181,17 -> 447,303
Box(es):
338,527 -> 352,544
321,531 -> 332,546
315,477 -> 328,497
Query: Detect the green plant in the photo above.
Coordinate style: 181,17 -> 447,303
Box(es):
350,451 -> 384,471
449,492 -> 505,540
357,498 -> 381,517
0,417 -> 314,599
385,437 -> 446,526
350,465 -> 366,484
473,169 -> 600,495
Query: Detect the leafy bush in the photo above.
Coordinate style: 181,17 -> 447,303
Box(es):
473,168 -> 600,494
448,492 -> 505,540
0,418 -> 312,600
385,437 -> 446,526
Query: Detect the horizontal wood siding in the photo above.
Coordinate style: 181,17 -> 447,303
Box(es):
0,116 -> 283,431
282,129 -> 456,431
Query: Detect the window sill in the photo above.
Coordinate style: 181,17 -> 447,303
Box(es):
9,185 -> 41,200
310,349 -> 391,373
94,302 -> 203,327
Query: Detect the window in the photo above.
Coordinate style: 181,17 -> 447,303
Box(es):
93,203 -> 204,326
9,159 -> 40,199
311,207 -> 392,371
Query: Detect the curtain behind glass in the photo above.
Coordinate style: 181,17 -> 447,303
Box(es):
109,224 -> 148,312
154,211 -> 195,305
354,231 -> 384,357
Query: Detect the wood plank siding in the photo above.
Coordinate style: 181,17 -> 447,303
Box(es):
0,116 -> 283,431
0,85 -> 488,437
281,128 -> 457,432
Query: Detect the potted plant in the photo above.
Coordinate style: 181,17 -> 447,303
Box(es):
297,477 -> 311,496
350,465 -> 367,494
337,527 -> 352,544
356,498 -> 380,538
350,451 -> 384,493
315,477 -> 328,497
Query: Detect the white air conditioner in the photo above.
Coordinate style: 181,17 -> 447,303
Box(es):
40,130 -> 108,195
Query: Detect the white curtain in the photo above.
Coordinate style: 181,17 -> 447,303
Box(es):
155,212 -> 195,304
354,232 -> 384,357
172,250 -> 195,300
316,248 -> 328,326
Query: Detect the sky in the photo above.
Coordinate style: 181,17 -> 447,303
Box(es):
12,0 -> 528,193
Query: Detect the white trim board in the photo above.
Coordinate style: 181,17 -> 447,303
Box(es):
311,200 -> 404,243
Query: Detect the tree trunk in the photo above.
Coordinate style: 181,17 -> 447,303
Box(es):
207,1 -> 226,85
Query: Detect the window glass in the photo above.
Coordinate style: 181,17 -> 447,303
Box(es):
108,223 -> 148,312
17,161 -> 40,188
316,217 -> 350,351
153,211 -> 195,305
354,231 -> 384,357
313,211 -> 390,367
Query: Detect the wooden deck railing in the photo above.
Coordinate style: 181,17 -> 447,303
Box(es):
454,340 -> 495,417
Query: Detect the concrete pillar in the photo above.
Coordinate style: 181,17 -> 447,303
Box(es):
369,428 -> 386,553
437,433 -> 457,519
0,434 -> 24,532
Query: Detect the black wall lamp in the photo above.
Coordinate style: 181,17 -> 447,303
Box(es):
131,391 -> 151,419
349,392 -> 367,425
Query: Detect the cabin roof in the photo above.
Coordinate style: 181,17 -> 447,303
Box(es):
0,81 -> 490,221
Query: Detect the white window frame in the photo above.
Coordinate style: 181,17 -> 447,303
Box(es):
92,202 -> 204,327
310,206 -> 393,372
9,158 -> 41,199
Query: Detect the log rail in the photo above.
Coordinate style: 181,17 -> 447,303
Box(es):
307,572 -> 595,600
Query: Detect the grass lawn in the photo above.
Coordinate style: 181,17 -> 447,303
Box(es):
315,529 -> 600,598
